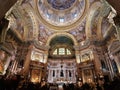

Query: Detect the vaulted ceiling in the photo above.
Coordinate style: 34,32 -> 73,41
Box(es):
0,0 -> 119,47
0,0 -> 120,21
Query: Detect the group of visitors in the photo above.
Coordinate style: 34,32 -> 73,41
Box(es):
0,74 -> 120,90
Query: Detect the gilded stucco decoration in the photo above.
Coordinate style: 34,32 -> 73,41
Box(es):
6,2 -> 39,41
38,25 -> 54,46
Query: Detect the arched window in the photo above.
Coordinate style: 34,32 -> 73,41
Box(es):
66,49 -> 71,55
59,48 -> 65,55
53,49 -> 57,55
53,47 -> 71,56
49,36 -> 74,57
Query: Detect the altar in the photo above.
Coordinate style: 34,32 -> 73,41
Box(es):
47,60 -> 77,84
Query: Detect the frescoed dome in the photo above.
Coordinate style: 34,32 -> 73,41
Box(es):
37,0 -> 88,30
47,0 -> 76,10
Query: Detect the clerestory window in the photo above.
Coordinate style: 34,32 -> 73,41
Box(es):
53,48 -> 71,55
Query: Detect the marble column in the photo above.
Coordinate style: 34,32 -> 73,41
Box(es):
106,52 -> 114,80
3,56 -> 11,75
114,55 -> 120,73
93,49 -> 102,76
12,60 -> 18,73
44,51 -> 48,63
76,50 -> 80,63
22,44 -> 33,75
39,69 -> 42,82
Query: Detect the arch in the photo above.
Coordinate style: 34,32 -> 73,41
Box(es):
85,1 -> 102,39
46,32 -> 78,46
49,36 -> 74,46
7,4 -> 39,41
23,4 -> 39,41
97,17 -> 103,40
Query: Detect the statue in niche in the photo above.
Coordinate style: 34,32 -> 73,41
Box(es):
69,70 -> 71,77
60,70 -> 64,77
53,70 -> 55,77
60,65 -> 64,77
